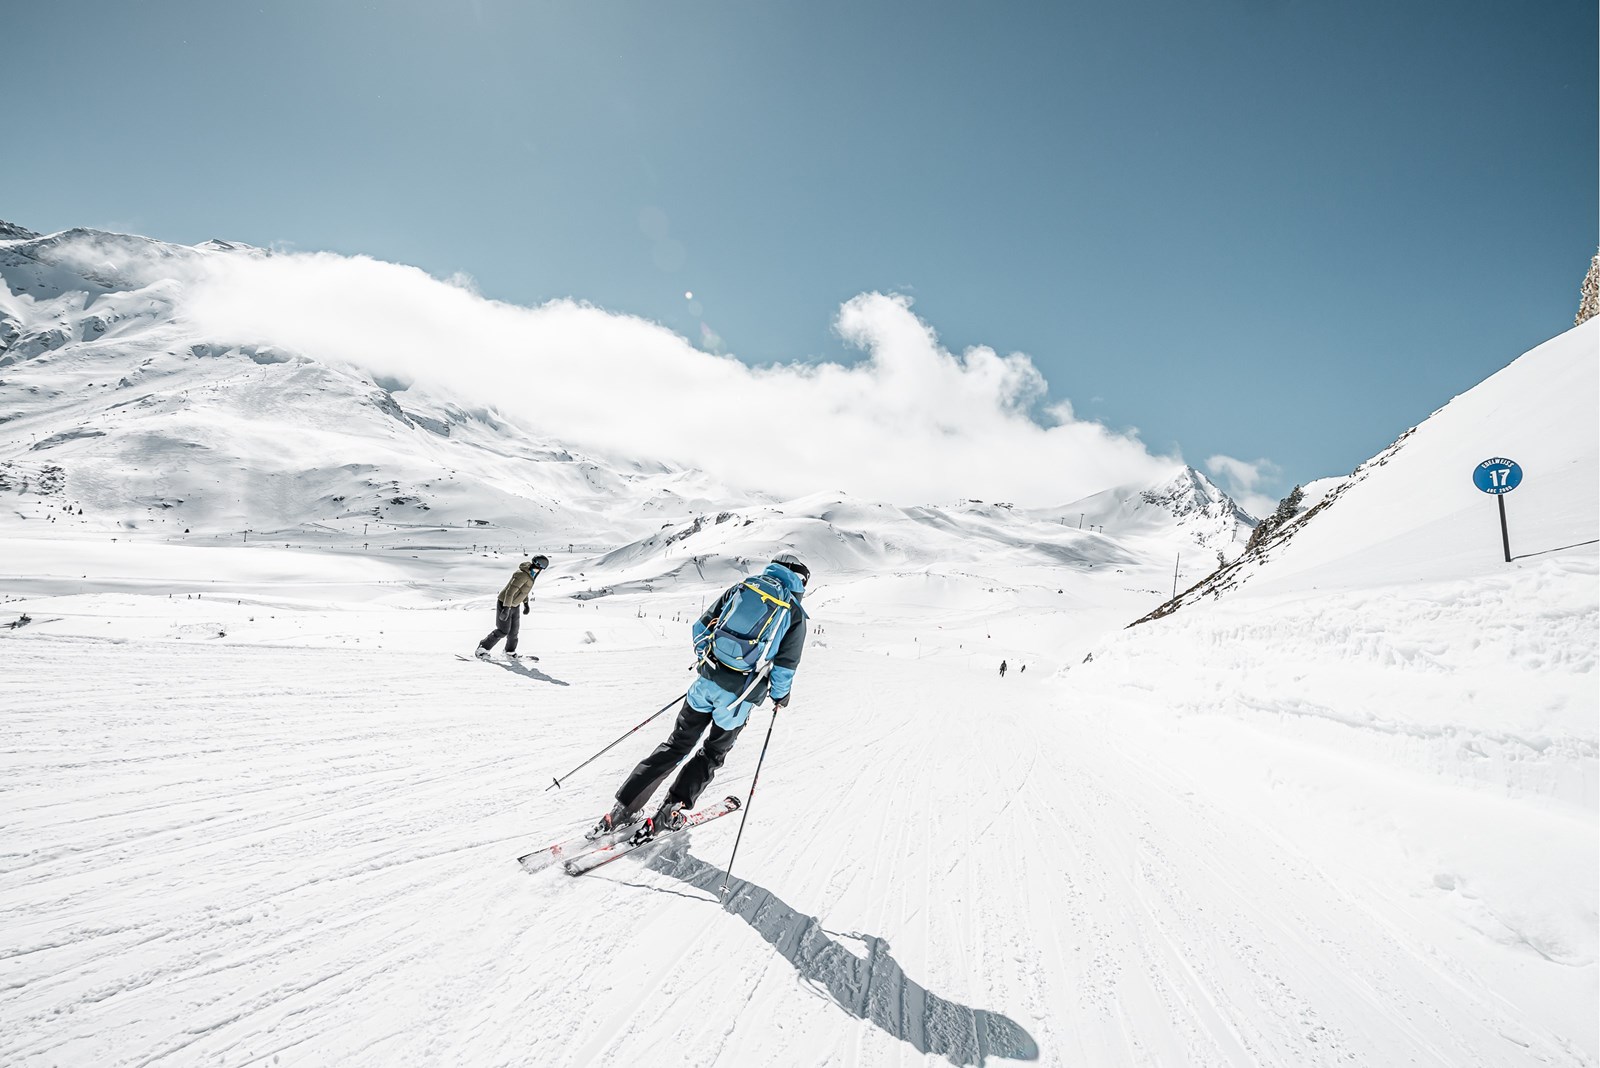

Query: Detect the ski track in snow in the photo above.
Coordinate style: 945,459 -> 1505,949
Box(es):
2,601 -> 1592,1067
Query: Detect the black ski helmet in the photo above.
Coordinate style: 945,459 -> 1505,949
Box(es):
530,554 -> 550,570
771,553 -> 810,586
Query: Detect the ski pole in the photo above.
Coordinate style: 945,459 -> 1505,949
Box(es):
719,703 -> 779,897
545,691 -> 686,791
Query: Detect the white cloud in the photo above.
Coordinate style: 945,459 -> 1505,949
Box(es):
443,271 -> 479,295
169,246 -> 1178,506
1205,454 -> 1281,517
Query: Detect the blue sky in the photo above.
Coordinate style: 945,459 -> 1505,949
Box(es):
5,0 -> 1595,507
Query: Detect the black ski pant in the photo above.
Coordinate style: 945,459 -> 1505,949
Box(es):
479,603 -> 521,653
615,702 -> 745,813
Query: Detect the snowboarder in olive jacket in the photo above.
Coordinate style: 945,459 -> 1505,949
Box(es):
476,555 -> 548,658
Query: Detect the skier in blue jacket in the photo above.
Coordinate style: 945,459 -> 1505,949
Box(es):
589,553 -> 810,841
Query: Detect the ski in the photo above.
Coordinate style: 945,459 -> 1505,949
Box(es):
517,818 -> 641,875
563,796 -> 741,877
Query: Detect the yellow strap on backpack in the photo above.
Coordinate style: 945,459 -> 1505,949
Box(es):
742,581 -> 791,610
741,581 -> 791,645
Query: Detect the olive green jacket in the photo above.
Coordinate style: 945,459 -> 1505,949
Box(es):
498,562 -> 537,607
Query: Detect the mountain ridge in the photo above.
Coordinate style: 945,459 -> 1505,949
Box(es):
2,223 -> 1257,581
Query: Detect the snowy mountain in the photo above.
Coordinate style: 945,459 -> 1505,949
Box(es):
2,223 -> 1594,1067
1054,464 -> 1255,557
0,225 -> 764,545
0,219 -> 40,242
1,223 -> 1251,587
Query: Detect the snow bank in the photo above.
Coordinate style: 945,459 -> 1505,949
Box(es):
1066,322 -> 1599,1056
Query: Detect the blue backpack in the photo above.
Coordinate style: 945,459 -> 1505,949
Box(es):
706,574 -> 792,673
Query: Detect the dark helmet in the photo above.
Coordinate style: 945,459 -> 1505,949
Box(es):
771,552 -> 810,586
530,554 -> 550,570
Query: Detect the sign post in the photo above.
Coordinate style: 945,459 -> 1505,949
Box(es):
1472,457 -> 1523,563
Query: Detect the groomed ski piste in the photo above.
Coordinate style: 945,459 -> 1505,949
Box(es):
2,234 -> 1596,1064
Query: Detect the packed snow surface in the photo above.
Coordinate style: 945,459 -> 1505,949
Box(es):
1,228 -> 1595,1064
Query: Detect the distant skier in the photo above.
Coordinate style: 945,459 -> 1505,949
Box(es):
999,659 -> 1008,678
475,555 -> 548,659
589,553 -> 810,841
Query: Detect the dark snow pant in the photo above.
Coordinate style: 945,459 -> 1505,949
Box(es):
615,702 -> 745,813
479,603 -> 521,654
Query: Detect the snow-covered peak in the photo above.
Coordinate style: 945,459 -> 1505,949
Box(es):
0,226 -> 196,307
1138,465 -> 1253,523
194,237 -> 268,256
0,219 -> 41,241
1057,464 -> 1257,556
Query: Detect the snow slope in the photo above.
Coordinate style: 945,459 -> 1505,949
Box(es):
1,227 -> 1594,1066
1074,320 -> 1600,1057
3,538 -> 1592,1066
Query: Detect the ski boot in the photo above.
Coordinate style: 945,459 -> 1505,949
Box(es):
631,798 -> 687,845
474,646 -> 491,660
585,801 -> 637,841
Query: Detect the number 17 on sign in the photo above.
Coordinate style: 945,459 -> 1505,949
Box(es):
1472,457 -> 1523,562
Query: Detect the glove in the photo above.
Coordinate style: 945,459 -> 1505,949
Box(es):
522,603 -> 530,615
771,693 -> 790,709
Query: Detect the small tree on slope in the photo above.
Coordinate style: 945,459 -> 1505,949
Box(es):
1244,484 -> 1305,555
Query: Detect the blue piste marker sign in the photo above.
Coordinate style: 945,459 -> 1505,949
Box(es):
1473,457 -> 1522,561
1473,457 -> 1523,495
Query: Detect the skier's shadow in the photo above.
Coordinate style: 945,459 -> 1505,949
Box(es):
640,839 -> 1040,1067
490,659 -> 570,686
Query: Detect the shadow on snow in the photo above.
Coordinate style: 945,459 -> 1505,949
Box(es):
634,837 -> 1040,1067
1511,537 -> 1599,561
487,657 -> 569,686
